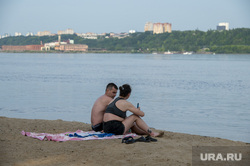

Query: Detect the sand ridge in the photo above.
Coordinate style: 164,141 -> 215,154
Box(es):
0,116 -> 248,166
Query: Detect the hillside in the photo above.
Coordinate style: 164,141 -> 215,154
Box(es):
1,28 -> 250,53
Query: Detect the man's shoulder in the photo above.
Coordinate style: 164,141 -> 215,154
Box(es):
98,95 -> 113,103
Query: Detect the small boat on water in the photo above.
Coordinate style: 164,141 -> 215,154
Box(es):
183,52 -> 192,55
164,50 -> 173,54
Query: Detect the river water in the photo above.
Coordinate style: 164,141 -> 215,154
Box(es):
0,53 -> 249,142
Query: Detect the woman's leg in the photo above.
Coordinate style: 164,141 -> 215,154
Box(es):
122,114 -> 163,137
131,123 -> 148,135
122,114 -> 150,135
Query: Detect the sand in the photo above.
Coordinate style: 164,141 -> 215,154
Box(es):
0,116 -> 249,166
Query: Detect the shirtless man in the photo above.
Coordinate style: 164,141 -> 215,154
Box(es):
91,83 -> 118,131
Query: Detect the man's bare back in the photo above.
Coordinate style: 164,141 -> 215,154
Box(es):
90,83 -> 118,131
91,94 -> 113,126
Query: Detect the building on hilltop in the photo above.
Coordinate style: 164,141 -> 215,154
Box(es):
162,23 -> 172,33
144,22 -> 154,32
76,32 -> 130,39
110,32 -> 129,39
153,23 -> 172,34
15,32 -> 22,36
153,23 -> 164,34
26,32 -> 34,36
217,22 -> 229,31
58,28 -> 74,35
77,32 -> 98,39
1,33 -> 10,38
37,31 -> 52,36
129,30 -> 136,34
144,22 -> 172,34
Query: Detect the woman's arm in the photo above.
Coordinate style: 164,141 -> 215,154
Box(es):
126,102 -> 145,117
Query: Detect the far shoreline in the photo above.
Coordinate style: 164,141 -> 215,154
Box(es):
1,50 -> 250,55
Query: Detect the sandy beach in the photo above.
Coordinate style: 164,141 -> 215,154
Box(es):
0,116 -> 249,166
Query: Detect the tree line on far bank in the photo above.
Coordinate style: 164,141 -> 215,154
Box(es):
0,28 -> 250,53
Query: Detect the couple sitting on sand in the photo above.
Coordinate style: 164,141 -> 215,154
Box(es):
91,83 -> 163,137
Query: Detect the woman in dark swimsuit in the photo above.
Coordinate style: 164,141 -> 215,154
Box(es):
103,84 -> 163,137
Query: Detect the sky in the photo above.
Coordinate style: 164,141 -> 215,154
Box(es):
0,0 -> 249,35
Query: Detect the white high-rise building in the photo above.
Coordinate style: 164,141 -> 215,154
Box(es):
26,32 -> 34,36
129,30 -> 136,34
217,22 -> 229,30
15,32 -> 22,36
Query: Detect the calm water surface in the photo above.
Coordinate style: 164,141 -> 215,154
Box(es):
0,53 -> 250,142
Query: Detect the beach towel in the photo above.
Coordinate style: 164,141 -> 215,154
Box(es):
21,130 -> 137,142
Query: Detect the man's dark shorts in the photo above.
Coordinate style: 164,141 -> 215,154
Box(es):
91,123 -> 103,132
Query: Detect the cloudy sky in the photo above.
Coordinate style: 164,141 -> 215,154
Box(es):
0,0 -> 249,35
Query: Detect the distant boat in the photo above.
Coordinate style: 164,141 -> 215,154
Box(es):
164,50 -> 173,54
183,52 -> 192,55
152,52 -> 157,54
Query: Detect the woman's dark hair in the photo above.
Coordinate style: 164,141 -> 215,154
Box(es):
119,84 -> 132,97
